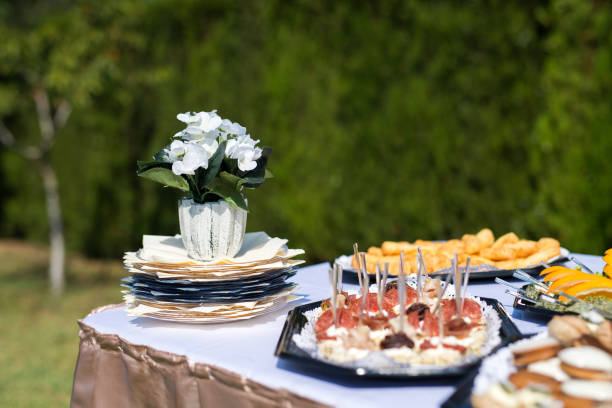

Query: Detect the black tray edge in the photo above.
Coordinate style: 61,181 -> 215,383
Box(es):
341,259 -> 567,281
274,297 -> 522,379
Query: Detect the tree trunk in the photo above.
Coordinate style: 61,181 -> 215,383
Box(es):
38,159 -> 65,294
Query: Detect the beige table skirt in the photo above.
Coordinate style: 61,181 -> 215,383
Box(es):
71,305 -> 329,408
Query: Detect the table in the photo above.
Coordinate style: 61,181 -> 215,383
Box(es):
71,253 -> 604,408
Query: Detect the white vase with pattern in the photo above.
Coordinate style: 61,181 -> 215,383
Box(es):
178,198 -> 247,261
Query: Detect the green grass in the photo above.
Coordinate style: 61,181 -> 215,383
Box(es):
0,240 -> 124,407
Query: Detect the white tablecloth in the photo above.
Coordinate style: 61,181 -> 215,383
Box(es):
80,253 -> 604,408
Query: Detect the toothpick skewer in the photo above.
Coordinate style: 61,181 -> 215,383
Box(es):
360,267 -> 370,325
376,263 -> 383,314
416,246 -> 423,302
438,278 -> 444,340
360,253 -> 369,295
432,270 -> 453,314
417,246 -> 428,278
398,251 -> 407,333
382,263 -> 389,297
453,254 -> 462,318
328,266 -> 338,327
337,262 -> 343,293
460,257 -> 472,314
353,243 -> 363,294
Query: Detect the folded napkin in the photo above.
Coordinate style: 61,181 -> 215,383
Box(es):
136,232 -> 304,265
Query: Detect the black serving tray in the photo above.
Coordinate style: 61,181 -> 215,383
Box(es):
341,261 -> 568,282
275,297 -> 521,379
440,334 -> 535,408
337,249 -> 568,282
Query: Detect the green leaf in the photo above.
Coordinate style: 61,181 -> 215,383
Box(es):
206,175 -> 249,211
153,149 -> 171,163
137,160 -> 166,172
219,171 -> 247,188
198,141 -> 226,190
137,167 -> 189,191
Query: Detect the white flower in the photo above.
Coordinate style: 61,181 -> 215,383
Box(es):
174,111 -> 223,140
235,146 -> 262,171
194,136 -> 219,157
171,142 -> 210,175
219,119 -> 247,139
226,134 -> 262,171
168,109 -> 262,173
166,140 -> 186,161
176,112 -> 201,124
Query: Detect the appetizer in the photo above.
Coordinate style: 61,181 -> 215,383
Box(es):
471,314 -> 612,408
352,229 -> 562,275
294,250 -> 502,369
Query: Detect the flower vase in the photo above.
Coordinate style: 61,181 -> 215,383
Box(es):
178,198 -> 247,261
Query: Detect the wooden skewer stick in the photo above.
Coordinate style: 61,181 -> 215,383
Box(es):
328,267 -> 338,327
360,266 -> 370,325
353,243 -> 363,294
437,277 -> 444,340
375,263 -> 383,314
460,257 -> 472,314
432,270 -> 453,315
360,253 -> 369,295
337,262 -> 343,293
398,251 -> 407,334
453,253 -> 462,318
382,263 -> 389,298
417,246 -> 428,278
416,246 -> 423,302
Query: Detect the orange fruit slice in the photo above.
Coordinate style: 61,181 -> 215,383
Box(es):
541,268 -> 581,282
547,273 -> 603,293
539,265 -> 570,276
563,280 -> 612,299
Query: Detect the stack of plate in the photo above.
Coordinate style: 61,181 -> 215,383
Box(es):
122,232 -> 304,323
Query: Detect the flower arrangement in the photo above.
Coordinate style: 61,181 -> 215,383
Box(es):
137,110 -> 271,211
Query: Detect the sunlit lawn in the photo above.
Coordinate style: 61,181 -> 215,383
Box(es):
0,240 -> 124,407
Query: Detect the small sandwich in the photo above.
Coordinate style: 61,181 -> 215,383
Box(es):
508,370 -> 561,393
511,337 -> 561,366
559,380 -> 612,408
558,346 -> 612,381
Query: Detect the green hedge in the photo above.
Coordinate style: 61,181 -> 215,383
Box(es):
1,0 -> 611,262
